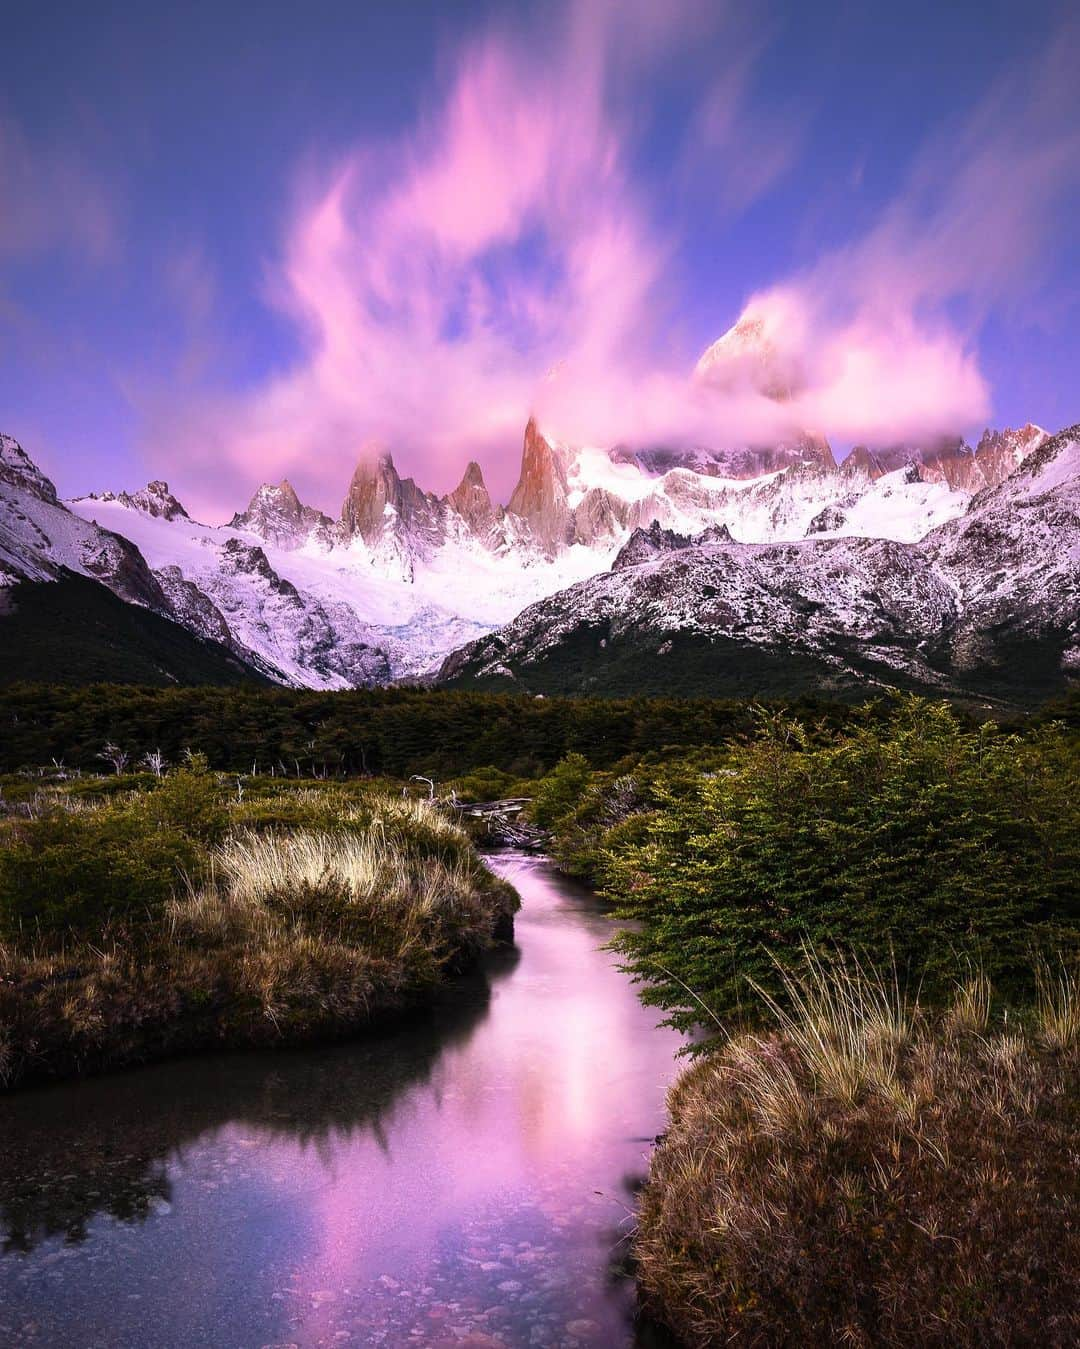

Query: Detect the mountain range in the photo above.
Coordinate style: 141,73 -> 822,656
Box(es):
442,424 -> 1080,704
1,323 -> 1076,705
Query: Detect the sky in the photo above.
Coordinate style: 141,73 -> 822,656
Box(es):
2,0 -> 1078,519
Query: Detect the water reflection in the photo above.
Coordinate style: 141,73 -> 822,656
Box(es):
1,954 -> 513,1255
0,855 -> 684,1348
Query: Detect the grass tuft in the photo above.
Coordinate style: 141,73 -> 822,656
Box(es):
748,946 -> 914,1105
945,965 -> 992,1036
1034,954 -> 1079,1050
636,954 -> 1080,1347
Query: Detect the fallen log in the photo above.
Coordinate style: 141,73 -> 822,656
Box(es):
443,797 -> 549,849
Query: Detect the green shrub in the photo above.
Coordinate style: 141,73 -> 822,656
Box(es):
0,808 -> 203,943
448,765 -> 521,801
145,763 -> 228,843
607,698 -> 1080,1036
529,752 -> 594,828
0,765 -> 229,944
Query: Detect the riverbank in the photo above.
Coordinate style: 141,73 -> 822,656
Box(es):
0,772 -> 517,1089
635,960 -> 1080,1346
0,852 -> 684,1348
495,699 -> 1080,1343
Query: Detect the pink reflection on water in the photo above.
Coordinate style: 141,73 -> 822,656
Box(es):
259,854 -> 684,1345
0,856 -> 684,1348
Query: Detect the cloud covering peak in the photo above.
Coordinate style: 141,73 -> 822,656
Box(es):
86,3 -> 1080,513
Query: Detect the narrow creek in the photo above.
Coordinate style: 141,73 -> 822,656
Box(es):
0,853 -> 685,1348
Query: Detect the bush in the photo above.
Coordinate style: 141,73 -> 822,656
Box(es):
529,752 -> 594,829
636,956 -> 1080,1346
0,766 -> 227,944
607,698 -> 1080,1035
144,760 -> 228,842
0,808 -> 203,942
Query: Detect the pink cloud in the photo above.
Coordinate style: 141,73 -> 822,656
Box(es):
139,1 -> 770,515
728,24 -> 1080,449
139,5 -> 1080,520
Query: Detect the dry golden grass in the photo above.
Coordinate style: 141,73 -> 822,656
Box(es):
945,966 -> 993,1036
0,804 -> 515,1088
214,827 -> 392,903
1035,954 -> 1080,1051
637,956 -> 1080,1347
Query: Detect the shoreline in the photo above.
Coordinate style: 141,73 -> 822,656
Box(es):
1,812 -> 519,1092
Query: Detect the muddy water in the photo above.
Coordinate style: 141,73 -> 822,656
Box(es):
0,854 -> 685,1348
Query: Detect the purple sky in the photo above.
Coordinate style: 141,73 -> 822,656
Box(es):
2,0 -> 1078,520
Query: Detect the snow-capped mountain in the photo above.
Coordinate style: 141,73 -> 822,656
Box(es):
439,425 -> 1080,705
1,404 -> 1059,694
229,480 -> 336,551
65,443 -> 604,687
694,311 -> 804,403
0,435 -> 280,684
0,311 -> 1064,695
1,435 -> 178,610
923,425 -> 1080,679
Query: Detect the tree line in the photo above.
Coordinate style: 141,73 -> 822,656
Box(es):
0,683 -> 907,779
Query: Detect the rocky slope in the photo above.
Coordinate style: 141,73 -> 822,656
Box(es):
0,438 -> 273,686
73,493 -> 395,689
0,572 -> 271,688
439,425 -> 1080,706
2,315 -> 1065,693
923,425 -> 1080,681
1,437 -> 182,609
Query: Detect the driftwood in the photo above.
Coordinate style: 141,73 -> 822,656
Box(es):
445,796 -> 548,850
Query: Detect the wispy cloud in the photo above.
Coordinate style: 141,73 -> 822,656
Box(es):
139,4 -> 1080,516
737,18 -> 1080,444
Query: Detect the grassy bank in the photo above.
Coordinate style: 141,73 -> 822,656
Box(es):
495,697 -> 1080,1343
0,769 -> 516,1088
636,957 -> 1080,1346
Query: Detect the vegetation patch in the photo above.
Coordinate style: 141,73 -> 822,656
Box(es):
0,681 -> 934,779
522,697 -> 1079,1027
636,956 -> 1080,1347
0,572 -> 270,688
0,771 -> 515,1088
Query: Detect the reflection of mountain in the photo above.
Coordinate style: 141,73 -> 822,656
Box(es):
0,952 -> 516,1254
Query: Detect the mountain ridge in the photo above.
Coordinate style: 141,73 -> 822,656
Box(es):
439,424 -> 1080,706
1,385 -> 1068,697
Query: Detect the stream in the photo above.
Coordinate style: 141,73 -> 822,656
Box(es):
0,853 -> 685,1348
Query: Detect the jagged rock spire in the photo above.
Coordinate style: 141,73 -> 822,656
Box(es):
447,460 -> 496,534
340,447 -> 403,543
507,418 -> 571,555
